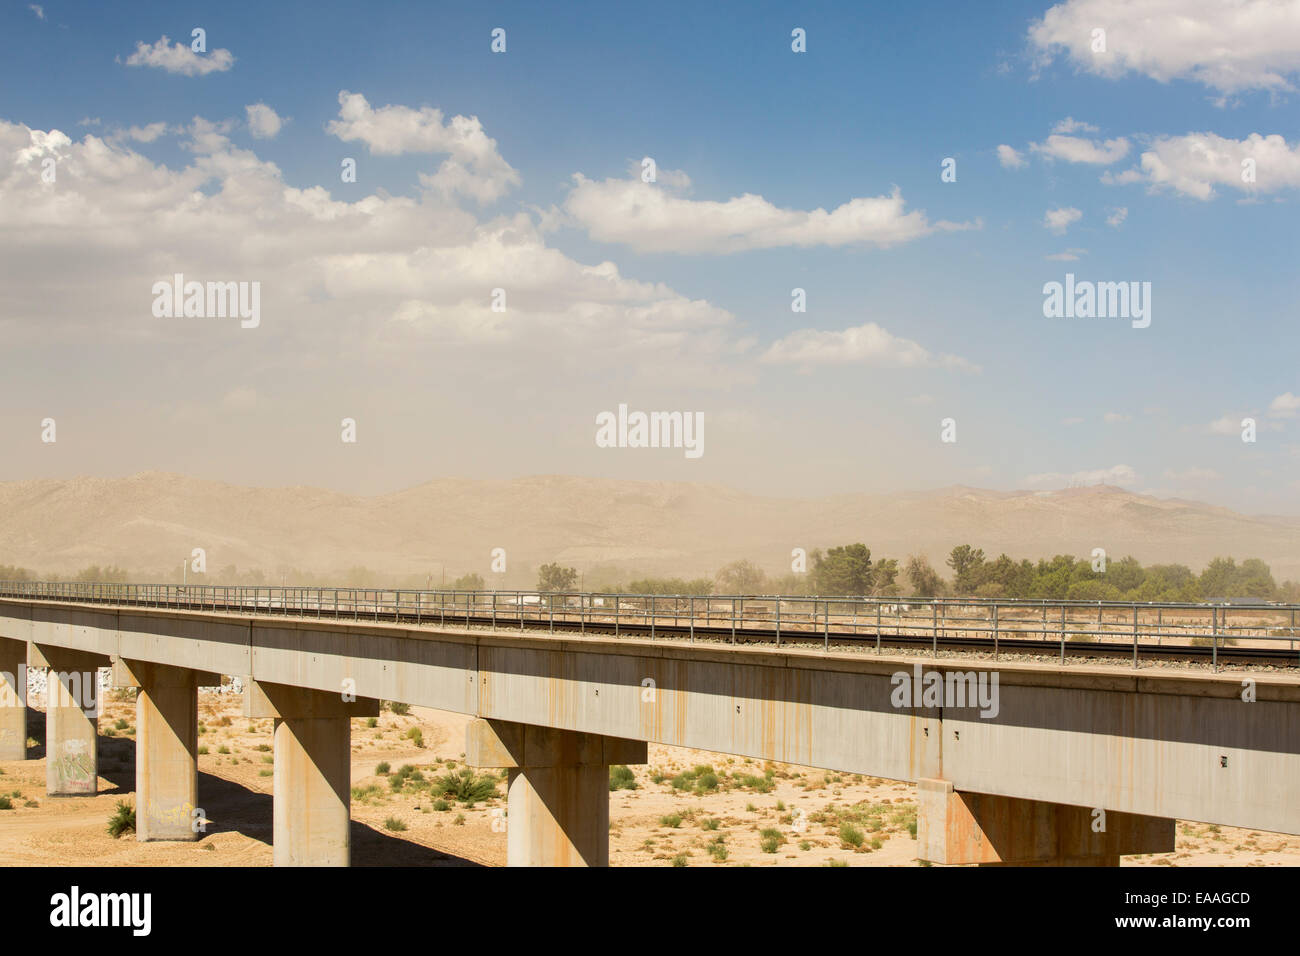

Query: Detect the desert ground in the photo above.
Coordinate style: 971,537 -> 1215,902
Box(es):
0,689 -> 1295,867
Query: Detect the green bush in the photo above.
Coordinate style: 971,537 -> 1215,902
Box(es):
386,701 -> 411,716
383,816 -> 407,832
106,800 -> 135,838
609,765 -> 638,791
389,765 -> 427,791
0,796 -> 11,811
376,761 -> 391,775
432,767 -> 498,804
659,813 -> 683,828
839,823 -> 865,848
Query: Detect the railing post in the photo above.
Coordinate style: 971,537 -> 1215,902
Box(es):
1212,606 -> 1219,672
993,604 -> 999,660
1132,605 -> 1139,669
1060,605 -> 1066,663
932,601 -> 938,657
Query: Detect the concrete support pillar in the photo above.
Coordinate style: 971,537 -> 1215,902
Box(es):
31,645 -> 106,796
243,680 -> 378,867
113,659 -> 218,841
916,778 -> 1174,866
0,637 -> 27,760
467,718 -> 647,867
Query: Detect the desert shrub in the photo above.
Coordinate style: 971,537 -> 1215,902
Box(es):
839,823 -> 865,848
106,800 -> 135,837
609,765 -> 638,791
432,767 -> 498,804
659,813 -> 683,828
383,817 -> 407,832
386,701 -> 411,716
376,761 -> 391,775
389,765 -> 427,791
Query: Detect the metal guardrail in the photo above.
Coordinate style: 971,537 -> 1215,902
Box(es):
0,581 -> 1297,670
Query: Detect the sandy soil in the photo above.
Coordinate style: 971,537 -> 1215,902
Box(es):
0,690 -> 1294,867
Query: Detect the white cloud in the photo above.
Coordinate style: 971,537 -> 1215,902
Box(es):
1029,0 -> 1300,94
562,173 -> 976,254
326,91 -> 519,203
0,116 -> 751,388
1024,464 -> 1138,488
1163,467 -> 1220,481
1043,206 -> 1082,233
245,103 -> 283,140
759,322 -> 978,372
1045,248 -> 1086,260
124,122 -> 169,143
1106,132 -> 1300,199
997,144 -> 1027,169
1103,412 -> 1131,423
1106,206 -> 1128,227
1206,414 -> 1246,435
28,4 -> 44,20
1269,392 -> 1300,417
1031,131 -> 1129,165
124,36 -> 235,76
1052,118 -> 1099,134
1061,416 -> 1085,425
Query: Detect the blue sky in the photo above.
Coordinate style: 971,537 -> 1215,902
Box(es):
1,0 -> 1298,512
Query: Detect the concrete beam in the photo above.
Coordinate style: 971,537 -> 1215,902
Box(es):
0,637 -> 27,760
917,778 -> 1175,866
31,644 -> 109,796
245,680 -> 377,866
122,661 -> 203,841
467,718 -> 646,866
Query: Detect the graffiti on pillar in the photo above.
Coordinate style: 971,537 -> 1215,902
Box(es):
147,800 -> 197,830
490,807 -> 507,833
54,738 -> 95,788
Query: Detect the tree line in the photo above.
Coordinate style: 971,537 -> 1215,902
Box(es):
3,549 -> 1297,602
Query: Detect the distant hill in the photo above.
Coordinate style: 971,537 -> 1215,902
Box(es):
0,472 -> 1297,583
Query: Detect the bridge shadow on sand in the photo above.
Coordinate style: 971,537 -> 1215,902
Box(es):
25,708 -> 481,866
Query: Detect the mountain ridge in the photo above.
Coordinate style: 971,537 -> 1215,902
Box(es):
1,472 -> 1296,582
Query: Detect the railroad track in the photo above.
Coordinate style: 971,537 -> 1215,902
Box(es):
40,595 -> 1300,669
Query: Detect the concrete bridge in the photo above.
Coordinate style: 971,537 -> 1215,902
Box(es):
0,588 -> 1297,866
